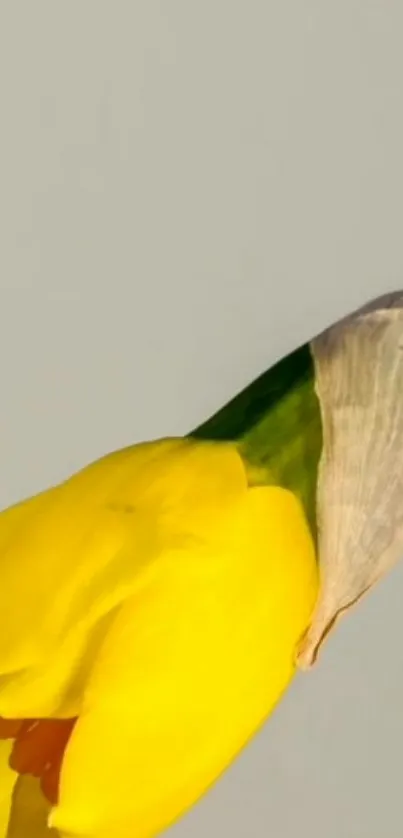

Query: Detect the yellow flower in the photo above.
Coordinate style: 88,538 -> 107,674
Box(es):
0,438 -> 317,838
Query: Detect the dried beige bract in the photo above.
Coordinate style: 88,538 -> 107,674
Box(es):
297,292 -> 403,669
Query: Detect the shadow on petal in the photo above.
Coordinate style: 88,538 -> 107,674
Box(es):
7,775 -> 58,838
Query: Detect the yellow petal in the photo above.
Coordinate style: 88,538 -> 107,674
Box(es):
0,438 -> 246,718
51,485 -> 317,838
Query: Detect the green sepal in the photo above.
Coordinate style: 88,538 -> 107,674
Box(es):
190,343 -> 322,535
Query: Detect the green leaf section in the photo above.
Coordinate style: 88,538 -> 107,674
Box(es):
191,344 -> 322,534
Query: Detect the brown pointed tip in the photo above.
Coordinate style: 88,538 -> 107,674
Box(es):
295,571 -> 379,669
295,599 -> 345,671
295,624 -> 329,671
295,582 -> 376,671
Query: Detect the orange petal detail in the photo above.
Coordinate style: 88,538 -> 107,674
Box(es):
0,717 -> 76,805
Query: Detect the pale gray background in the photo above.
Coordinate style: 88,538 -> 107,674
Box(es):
0,3 -> 403,836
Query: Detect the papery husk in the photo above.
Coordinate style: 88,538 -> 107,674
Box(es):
297,291 -> 403,669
